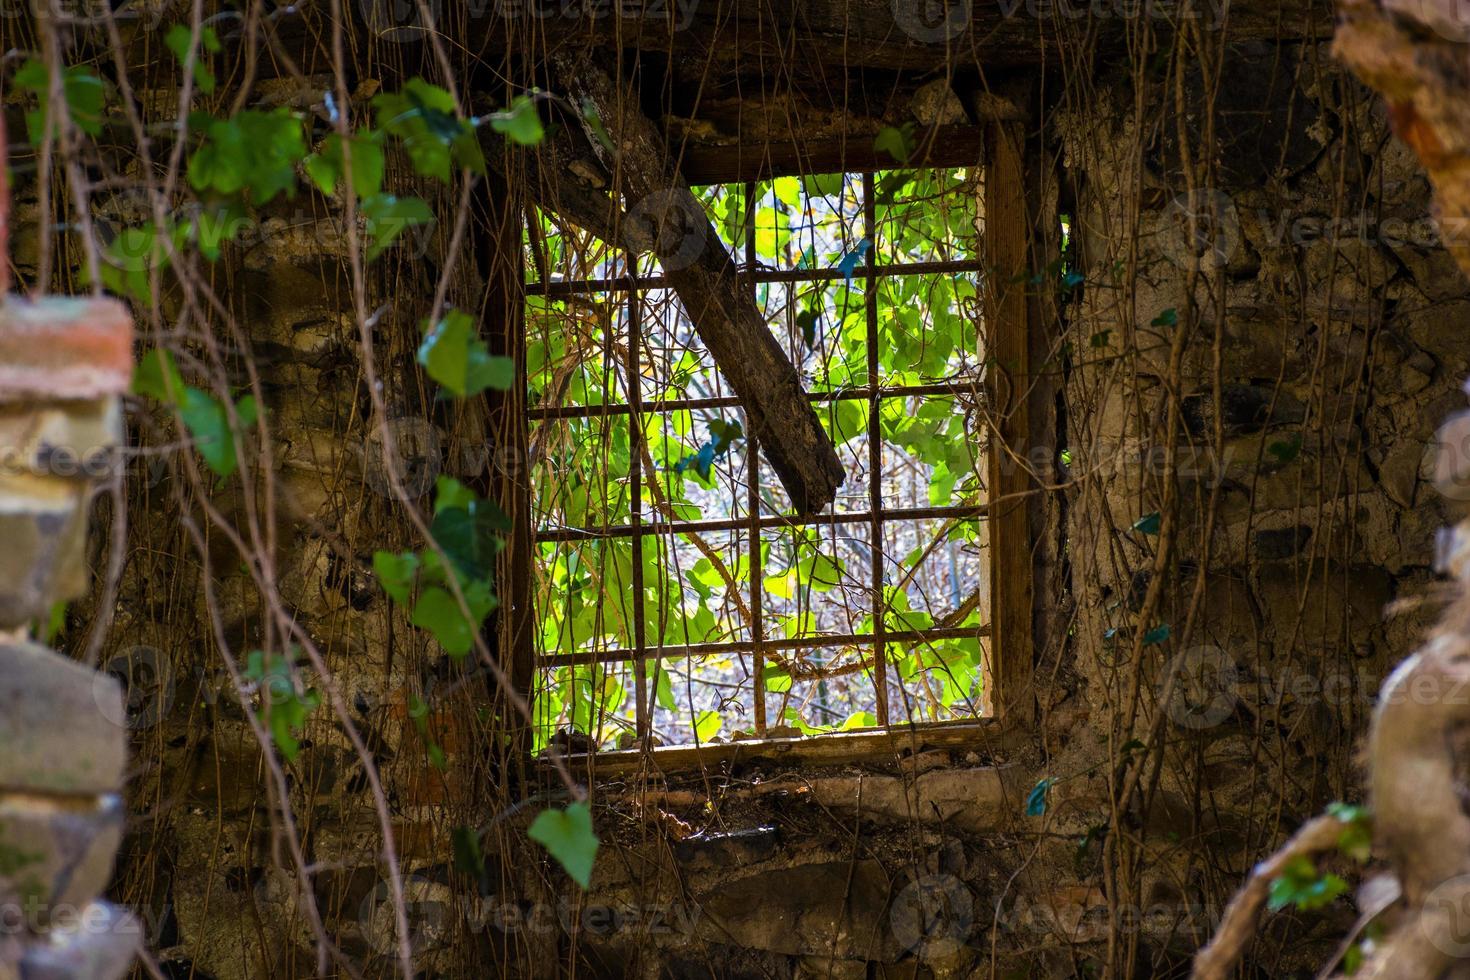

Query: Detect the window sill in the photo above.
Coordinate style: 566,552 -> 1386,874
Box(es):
549,717 -> 1019,775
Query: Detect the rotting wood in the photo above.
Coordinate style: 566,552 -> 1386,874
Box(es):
984,116 -> 1037,724
521,52 -> 846,515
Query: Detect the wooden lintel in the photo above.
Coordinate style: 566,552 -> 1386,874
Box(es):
677,125 -> 987,184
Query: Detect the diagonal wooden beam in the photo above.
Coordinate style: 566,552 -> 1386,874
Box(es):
502,55 -> 846,515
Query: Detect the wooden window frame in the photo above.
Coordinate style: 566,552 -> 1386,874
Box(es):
495,125 -> 1037,771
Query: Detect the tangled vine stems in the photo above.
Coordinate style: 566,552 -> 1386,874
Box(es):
1190,0 -> 1470,977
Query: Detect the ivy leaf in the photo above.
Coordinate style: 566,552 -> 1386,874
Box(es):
1268,854 -> 1348,912
873,123 -> 916,163
361,193 -> 433,260
1142,624 -> 1171,646
452,826 -> 485,878
186,108 -> 306,206
528,802 -> 599,888
488,94 -> 544,146
796,308 -> 820,349
433,475 -> 478,514
132,349 -> 187,404
179,387 -> 236,477
1131,512 -> 1161,535
374,78 -> 486,180
164,23 -> 221,94
694,709 -> 722,743
1267,435 -> 1302,465
1060,270 -> 1084,292
245,650 -> 320,763
837,238 -> 873,285
1026,776 -> 1055,817
410,582 -> 497,658
655,666 -> 677,711
761,663 -> 792,693
580,97 -> 613,152
1151,307 -> 1179,328
373,550 -> 419,604
418,310 -> 515,397
305,131 -> 386,199
430,500 -> 510,582
15,59 -> 106,142
1327,802 -> 1373,863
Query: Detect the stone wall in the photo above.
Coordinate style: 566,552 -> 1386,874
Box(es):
5,38 -> 1465,980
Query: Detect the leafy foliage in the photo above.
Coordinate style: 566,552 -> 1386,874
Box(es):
245,650 -> 321,762
528,802 -> 599,888
1267,854 -> 1348,912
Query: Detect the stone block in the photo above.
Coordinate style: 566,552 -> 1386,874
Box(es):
0,401 -> 121,482
0,298 -> 133,402
13,901 -> 137,980
0,794 -> 122,914
0,643 -> 126,795
0,473 -> 90,627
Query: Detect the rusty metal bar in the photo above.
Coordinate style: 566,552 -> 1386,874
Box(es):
535,503 -> 985,543
627,271 -> 649,741
863,172 -> 889,726
746,180 -> 767,737
528,380 -> 980,421
541,625 -> 991,668
526,256 -> 984,296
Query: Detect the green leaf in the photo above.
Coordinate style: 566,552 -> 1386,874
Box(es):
186,108 -> 306,206
873,123 -> 915,163
410,580 -> 498,658
305,131 -> 386,199
1142,624 -> 1171,646
373,551 -> 419,604
761,663 -> 792,694
655,666 -> 677,711
361,193 -> 433,260
580,97 -> 613,151
179,387 -> 236,477
430,500 -> 510,582
374,78 -> 486,181
132,349 -> 186,404
1268,854 -> 1348,912
694,709 -> 722,743
1267,435 -> 1302,465
1327,802 -> 1373,863
528,802 -> 599,888
433,475 -> 478,514
418,310 -> 515,397
1150,307 -> 1179,328
1026,777 -> 1055,817
489,94 -> 544,146
245,651 -> 320,763
452,826 -> 485,878
164,23 -> 221,94
15,59 -> 106,143
1131,512 -> 1161,535
796,308 -> 820,349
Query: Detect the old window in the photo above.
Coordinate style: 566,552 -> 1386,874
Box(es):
518,159 -> 1019,755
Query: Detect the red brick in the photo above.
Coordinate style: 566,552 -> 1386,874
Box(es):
0,297 -> 133,401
